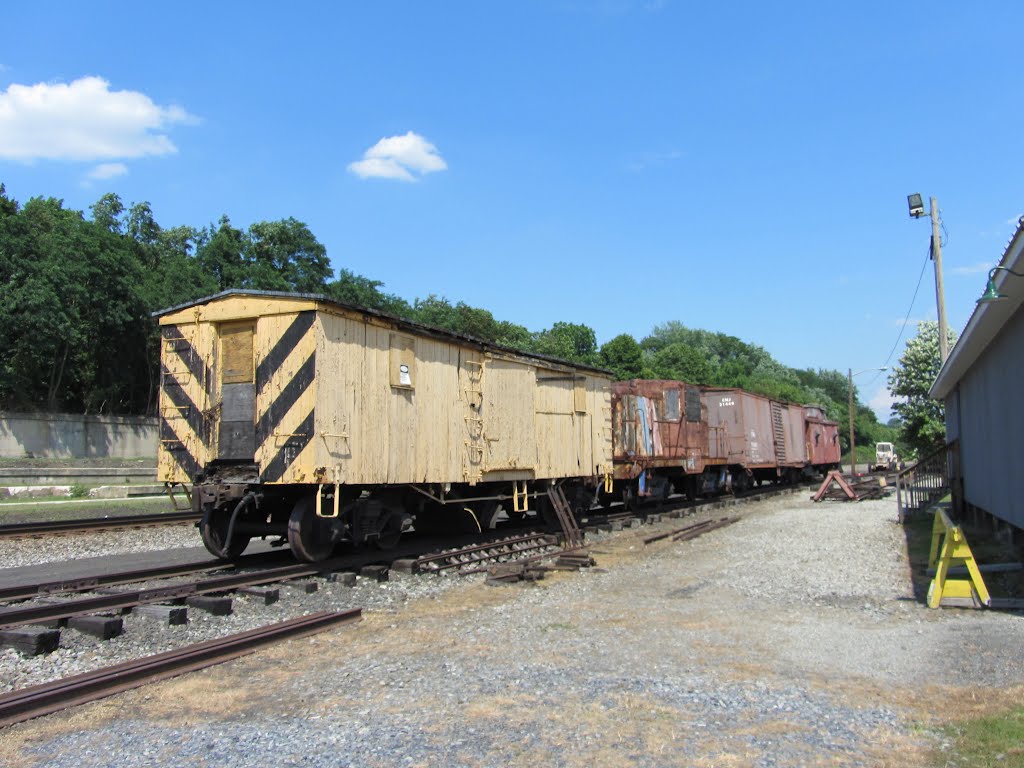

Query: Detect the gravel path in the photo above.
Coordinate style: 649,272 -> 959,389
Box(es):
2,493 -> 1022,767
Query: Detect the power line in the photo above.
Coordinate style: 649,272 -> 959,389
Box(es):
861,243 -> 932,390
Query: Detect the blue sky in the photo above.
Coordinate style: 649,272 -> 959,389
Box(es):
2,2 -> 1021,419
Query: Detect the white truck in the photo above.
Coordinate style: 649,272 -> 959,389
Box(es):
873,442 -> 898,471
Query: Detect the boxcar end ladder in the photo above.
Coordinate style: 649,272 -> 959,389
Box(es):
546,486 -> 584,549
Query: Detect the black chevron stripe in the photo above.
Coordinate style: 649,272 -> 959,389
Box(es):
255,352 -> 316,448
161,364 -> 210,447
255,311 -> 315,392
162,326 -> 210,394
262,409 -> 315,483
160,417 -> 200,480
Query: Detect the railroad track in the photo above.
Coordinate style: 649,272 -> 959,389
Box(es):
0,609 -> 362,727
411,533 -> 561,574
0,558 -> 353,630
0,511 -> 201,539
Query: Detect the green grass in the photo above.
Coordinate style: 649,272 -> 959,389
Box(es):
940,707 -> 1024,767
0,457 -> 154,468
0,496 -> 174,524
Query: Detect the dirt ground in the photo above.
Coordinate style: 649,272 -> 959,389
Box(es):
2,494 -> 1021,767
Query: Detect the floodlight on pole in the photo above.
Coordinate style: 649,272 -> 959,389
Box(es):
906,193 -> 949,363
977,266 -> 1024,304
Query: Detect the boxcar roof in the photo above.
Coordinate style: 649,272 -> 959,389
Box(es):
154,289 -> 613,376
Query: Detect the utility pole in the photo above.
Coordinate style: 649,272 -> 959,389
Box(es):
930,197 -> 950,363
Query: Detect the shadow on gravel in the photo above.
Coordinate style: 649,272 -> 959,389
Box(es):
900,514 -> 934,604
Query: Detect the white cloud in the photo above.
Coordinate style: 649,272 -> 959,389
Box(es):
951,262 -> 995,275
0,76 -> 197,162
868,386 -> 896,422
85,162 -> 128,181
348,131 -> 447,182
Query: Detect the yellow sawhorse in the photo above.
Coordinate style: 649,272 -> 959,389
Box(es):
927,507 -> 991,609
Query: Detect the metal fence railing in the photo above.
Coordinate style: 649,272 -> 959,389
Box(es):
896,441 -> 957,523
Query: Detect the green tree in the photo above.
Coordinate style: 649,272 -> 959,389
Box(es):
89,192 -> 125,234
493,320 -> 533,350
887,321 -> 957,457
599,333 -> 644,380
650,342 -> 711,384
532,321 -> 598,364
326,269 -> 412,316
0,195 -> 149,412
197,216 -> 248,290
245,218 -> 330,293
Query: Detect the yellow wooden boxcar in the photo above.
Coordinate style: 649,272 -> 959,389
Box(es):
156,290 -> 612,561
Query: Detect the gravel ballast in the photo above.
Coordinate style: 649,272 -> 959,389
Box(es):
2,493 -> 1022,767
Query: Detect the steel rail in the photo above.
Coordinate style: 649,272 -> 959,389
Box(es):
0,550 -> 294,602
0,559 -> 236,603
0,609 -> 361,727
414,533 -> 556,572
643,518 -> 719,546
0,557 -> 351,630
0,511 -> 201,539
671,516 -> 738,542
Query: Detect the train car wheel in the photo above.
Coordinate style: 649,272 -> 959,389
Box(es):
374,509 -> 404,550
200,507 -> 250,560
288,495 -> 337,562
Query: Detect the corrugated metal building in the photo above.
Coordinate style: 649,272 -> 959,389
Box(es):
930,219 -> 1024,532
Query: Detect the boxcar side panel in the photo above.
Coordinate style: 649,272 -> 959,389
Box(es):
315,313 -> 360,485
254,311 -> 318,484
482,358 -> 537,475
806,418 -> 841,466
742,393 -> 776,466
534,370 -> 576,477
785,406 -> 808,465
411,336 -> 461,483
774,402 -> 808,467
704,389 -> 776,468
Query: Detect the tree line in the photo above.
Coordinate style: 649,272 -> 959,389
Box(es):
0,185 -> 900,454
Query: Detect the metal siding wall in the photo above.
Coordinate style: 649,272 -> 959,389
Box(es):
958,309 -> 1024,528
944,389 -> 959,443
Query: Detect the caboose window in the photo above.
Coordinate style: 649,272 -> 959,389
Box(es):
685,387 -> 702,422
664,389 -> 680,421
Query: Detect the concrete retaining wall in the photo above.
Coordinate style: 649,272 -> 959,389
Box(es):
0,413 -> 158,459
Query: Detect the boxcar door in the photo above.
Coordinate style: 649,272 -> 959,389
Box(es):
218,322 -> 256,460
481,358 -> 536,473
